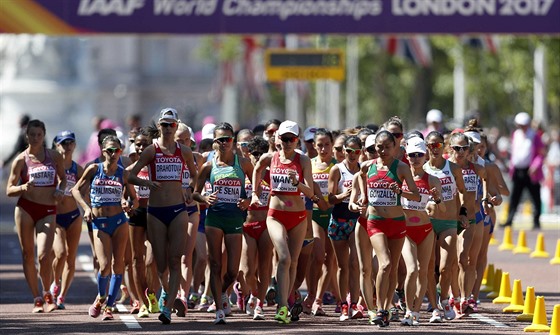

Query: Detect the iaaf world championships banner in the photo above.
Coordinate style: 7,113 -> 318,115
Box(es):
1,0 -> 559,35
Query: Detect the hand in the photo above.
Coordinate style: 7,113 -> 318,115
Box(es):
148,181 -> 162,191
389,182 -> 402,195
429,187 -> 441,202
83,208 -> 94,222
21,181 -> 35,193
342,188 -> 352,200
490,194 -> 502,206
237,198 -> 250,211
53,188 -> 64,201
426,201 -> 437,216
250,193 -> 262,207
287,169 -> 298,185
205,190 -> 219,206
185,187 -> 194,203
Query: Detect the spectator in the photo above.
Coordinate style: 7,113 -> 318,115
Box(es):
1,114 -> 31,168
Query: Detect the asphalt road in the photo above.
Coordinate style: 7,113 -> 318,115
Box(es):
0,219 -> 558,335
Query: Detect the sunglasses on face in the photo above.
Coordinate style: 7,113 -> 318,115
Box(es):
238,142 -> 249,148
215,136 -> 234,143
391,132 -> 404,139
344,147 -> 362,155
427,142 -> 444,149
452,145 -> 470,152
159,122 -> 177,128
104,147 -> 122,154
60,140 -> 75,146
280,136 -> 298,143
334,146 -> 343,152
366,146 -> 376,154
408,152 -> 425,158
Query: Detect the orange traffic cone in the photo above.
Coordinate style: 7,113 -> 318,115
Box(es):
489,233 -> 499,246
550,304 -> 560,335
530,233 -> 549,258
524,296 -> 550,332
517,286 -> 536,322
550,240 -> 560,265
513,230 -> 532,254
487,268 -> 502,299
499,226 -> 515,251
493,271 -> 512,304
481,263 -> 495,292
503,279 -> 524,313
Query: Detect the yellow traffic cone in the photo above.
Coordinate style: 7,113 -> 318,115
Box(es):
499,226 -> 515,251
493,271 -> 512,304
503,279 -> 525,313
550,240 -> 560,265
513,230 -> 532,254
487,268 -> 502,299
550,304 -> 560,335
517,286 -> 536,322
530,233 -> 550,258
524,296 -> 550,332
481,263 -> 495,292
489,233 -> 499,246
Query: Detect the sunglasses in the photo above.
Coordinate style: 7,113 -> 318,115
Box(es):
391,132 -> 404,139
215,136 -> 234,143
366,146 -> 376,154
250,151 -> 263,159
344,147 -> 362,155
238,142 -> 249,148
334,146 -> 343,152
60,140 -> 75,146
427,142 -> 444,149
408,152 -> 425,158
280,136 -> 298,143
452,145 -> 470,152
159,122 -> 177,128
104,147 -> 122,154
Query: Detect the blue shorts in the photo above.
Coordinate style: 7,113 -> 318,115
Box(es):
328,217 -> 357,241
198,208 -> 207,234
187,204 -> 199,216
305,197 -> 313,210
148,203 -> 187,226
92,212 -> 128,237
56,208 -> 81,230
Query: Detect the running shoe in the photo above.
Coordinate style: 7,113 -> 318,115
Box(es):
265,285 -> 277,306
274,305 -> 291,324
371,309 -> 390,327
339,303 -> 349,321
221,293 -> 232,316
438,298 -> 455,320
334,301 -> 341,314
350,303 -> 363,319
145,289 -> 159,314
158,291 -> 168,312
426,302 -> 434,312
461,299 -> 473,315
173,297 -> 187,317
412,311 -> 420,326
56,296 -> 65,310
198,295 -> 212,311
367,310 -> 376,324
311,298 -> 326,316
290,301 -> 303,322
469,297 -> 478,313
401,312 -> 414,326
117,285 -> 129,304
89,296 -> 105,318
429,308 -> 443,323
253,305 -> 265,320
137,304 -> 149,318
130,300 -> 140,314
246,295 -> 258,315
159,306 -> 172,324
44,292 -> 57,313
51,284 -> 60,300
389,307 -> 400,322
207,302 -> 217,313
214,309 -> 226,324
233,282 -> 244,311
396,289 -> 406,312
32,297 -> 44,313
302,295 -> 313,314
322,291 -> 336,305
294,289 -> 302,303
102,307 -> 114,320
188,292 -> 200,309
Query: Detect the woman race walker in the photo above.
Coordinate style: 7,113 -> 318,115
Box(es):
358,130 -> 420,327
251,120 -> 316,324
6,119 -> 67,313
51,131 -> 84,310
193,122 -> 253,324
73,134 -> 137,321
400,136 -> 444,325
128,108 -> 198,324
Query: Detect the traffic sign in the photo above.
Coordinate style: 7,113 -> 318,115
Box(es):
265,49 -> 345,81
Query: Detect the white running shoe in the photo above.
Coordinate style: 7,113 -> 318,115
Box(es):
439,299 -> 456,320
246,296 -> 258,315
429,309 -> 443,323
214,309 -> 226,324
401,312 -> 414,326
221,293 -> 232,316
253,305 -> 265,320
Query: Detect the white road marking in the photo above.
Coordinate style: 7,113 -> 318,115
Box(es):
120,315 -> 142,329
470,313 -> 509,327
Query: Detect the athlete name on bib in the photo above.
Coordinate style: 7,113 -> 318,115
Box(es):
462,169 -> 478,192
182,163 -> 192,188
154,156 -> 182,181
213,178 -> 242,203
402,184 -> 429,211
341,179 -> 353,203
246,183 -> 270,209
135,173 -> 150,199
270,167 -> 299,193
91,178 -> 123,204
313,172 -> 329,197
29,165 -> 56,186
368,180 -> 397,206
439,176 -> 455,201
64,174 -> 77,196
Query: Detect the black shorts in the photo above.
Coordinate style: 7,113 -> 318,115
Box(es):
128,207 -> 148,228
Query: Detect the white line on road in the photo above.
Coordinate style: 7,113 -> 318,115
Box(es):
120,315 -> 142,329
470,313 -> 509,327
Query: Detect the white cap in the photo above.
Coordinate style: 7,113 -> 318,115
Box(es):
303,126 -> 317,142
405,136 -> 427,154
514,112 -> 531,126
426,109 -> 443,124
201,123 -> 216,140
464,131 -> 481,144
364,134 -> 376,149
159,108 -> 179,122
187,125 -> 195,142
278,120 -> 299,136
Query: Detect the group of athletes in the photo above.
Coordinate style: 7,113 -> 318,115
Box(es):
6,108 -> 510,327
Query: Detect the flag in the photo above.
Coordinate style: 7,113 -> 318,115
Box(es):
384,35 -> 432,67
463,35 -> 500,54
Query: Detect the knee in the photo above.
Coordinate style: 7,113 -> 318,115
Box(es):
378,261 -> 392,275
277,254 -> 291,269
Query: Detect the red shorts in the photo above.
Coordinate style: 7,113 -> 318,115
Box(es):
268,209 -> 307,232
243,220 -> 267,241
358,216 -> 367,230
406,223 -> 433,245
17,197 -> 56,223
366,215 -> 406,239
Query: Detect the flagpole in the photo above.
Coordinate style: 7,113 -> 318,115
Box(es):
533,44 -> 547,124
453,45 -> 466,125
346,36 -> 358,128
285,34 -> 302,125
